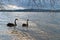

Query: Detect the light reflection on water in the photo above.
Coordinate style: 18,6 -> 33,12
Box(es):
0,12 -> 60,40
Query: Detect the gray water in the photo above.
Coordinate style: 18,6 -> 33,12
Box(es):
0,12 -> 60,40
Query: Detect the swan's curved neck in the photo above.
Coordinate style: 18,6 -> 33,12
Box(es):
14,19 -> 17,26
27,20 -> 28,26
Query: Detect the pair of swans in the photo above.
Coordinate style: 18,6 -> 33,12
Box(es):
7,19 -> 29,30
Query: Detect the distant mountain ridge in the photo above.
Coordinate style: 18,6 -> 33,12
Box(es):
0,9 -> 60,12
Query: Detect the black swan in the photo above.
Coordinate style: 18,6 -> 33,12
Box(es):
22,19 -> 29,29
7,19 -> 18,29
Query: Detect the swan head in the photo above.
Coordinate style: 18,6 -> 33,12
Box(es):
15,18 -> 18,20
27,19 -> 29,21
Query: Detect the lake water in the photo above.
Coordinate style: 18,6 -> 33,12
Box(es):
0,12 -> 60,40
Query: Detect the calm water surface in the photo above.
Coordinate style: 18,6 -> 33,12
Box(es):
0,12 -> 60,40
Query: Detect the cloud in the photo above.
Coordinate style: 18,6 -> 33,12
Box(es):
5,5 -> 26,10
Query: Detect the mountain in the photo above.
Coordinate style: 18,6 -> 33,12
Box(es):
0,0 -> 60,10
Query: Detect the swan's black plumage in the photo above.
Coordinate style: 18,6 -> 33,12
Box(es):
22,24 -> 28,27
22,19 -> 29,27
7,23 -> 15,27
7,19 -> 18,27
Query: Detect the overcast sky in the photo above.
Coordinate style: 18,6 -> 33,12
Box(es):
0,0 -> 60,10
